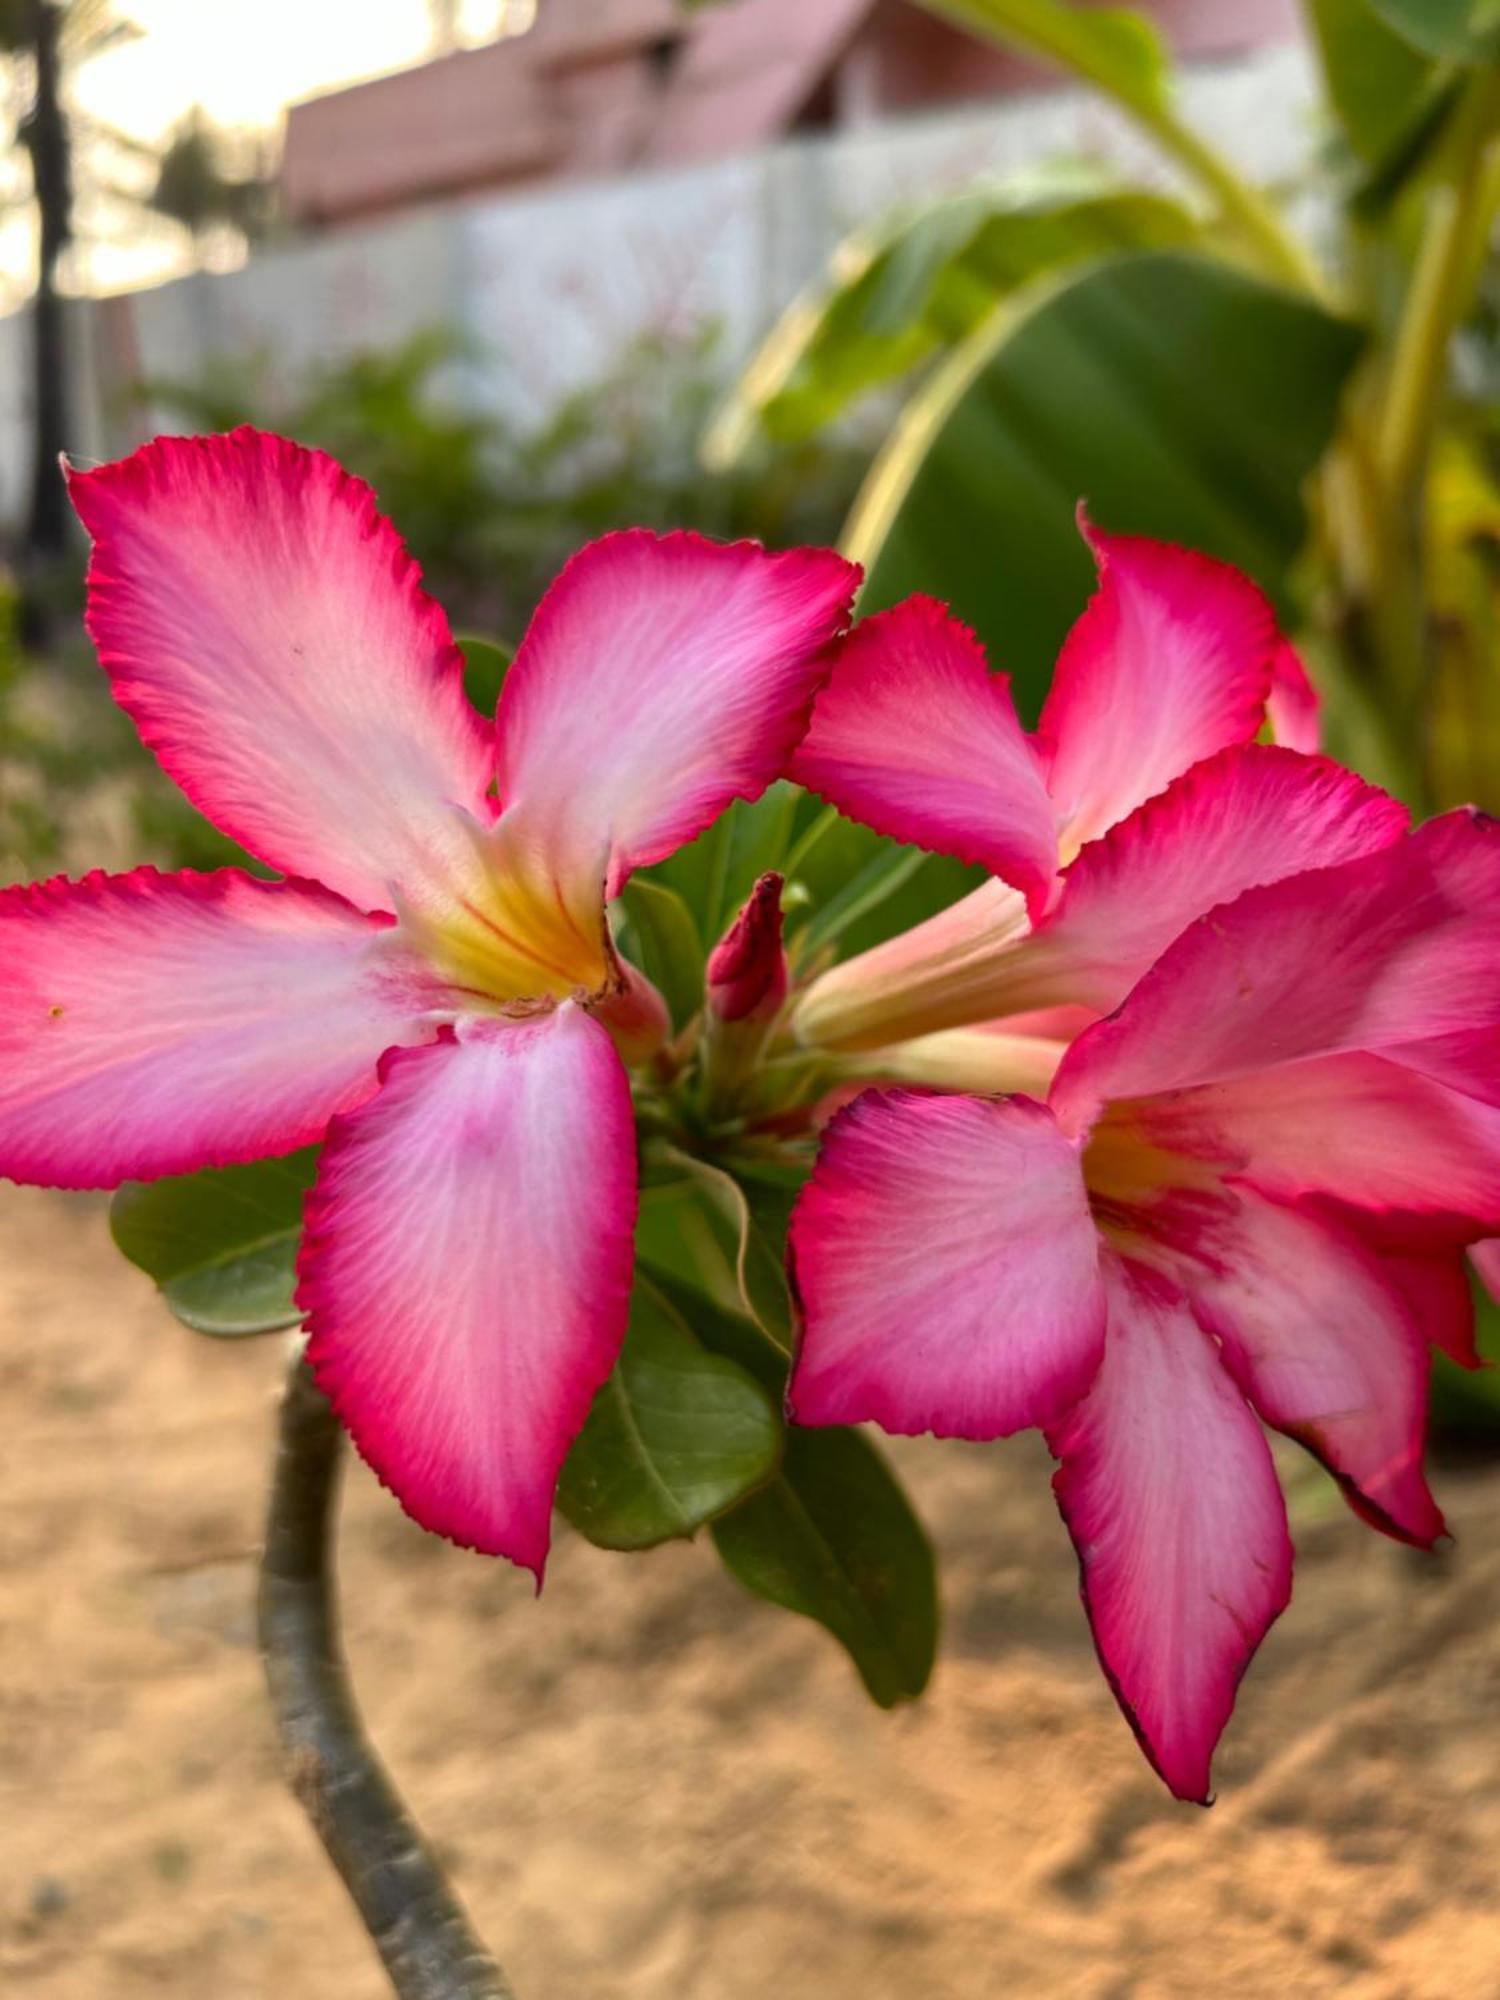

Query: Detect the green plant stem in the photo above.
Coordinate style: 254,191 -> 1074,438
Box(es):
1339,65 -> 1500,759
1149,109 -> 1325,296
914,0 -> 1325,297
1316,420 -> 1431,801
258,1355 -> 516,2000
1377,68 -> 1500,503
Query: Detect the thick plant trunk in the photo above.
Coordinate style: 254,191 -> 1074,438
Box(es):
258,1356 -> 517,2000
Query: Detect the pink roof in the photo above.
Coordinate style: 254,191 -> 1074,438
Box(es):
647,0 -> 873,164
281,43 -> 564,222
526,0 -> 681,69
280,0 -> 1304,227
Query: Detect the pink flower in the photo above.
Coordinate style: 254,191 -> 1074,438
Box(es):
789,812 -> 1500,1799
0,427 -> 858,1575
787,516 -> 1378,1070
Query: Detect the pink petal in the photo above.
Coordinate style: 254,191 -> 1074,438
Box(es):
1124,1052 -> 1500,1235
496,530 -> 858,898
0,868 -> 434,1189
792,747 -> 1402,1051
68,430 -> 494,914
1035,518 -> 1277,855
1268,638 -> 1321,753
1035,744 -> 1407,1012
788,1091 -> 1105,1438
298,1006 -> 637,1573
1380,1025 -> 1500,1104
1380,1246 -> 1479,1369
1048,1256 -> 1293,1804
786,597 -> 1058,909
1470,1238 -> 1500,1304
1053,809 -> 1500,1127
1178,1194 -> 1446,1546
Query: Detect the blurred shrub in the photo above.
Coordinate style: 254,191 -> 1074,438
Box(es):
0,324 -> 867,882
138,324 -> 869,638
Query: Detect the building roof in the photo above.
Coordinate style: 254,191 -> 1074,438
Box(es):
280,0 -> 1301,228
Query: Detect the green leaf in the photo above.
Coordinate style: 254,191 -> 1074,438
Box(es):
712,1425 -> 939,1707
642,1146 -> 795,1346
641,1264 -> 790,1395
709,179 -> 1197,455
920,0 -> 1171,116
639,1262 -> 940,1709
1368,0 -> 1500,61
648,784 -> 802,943
849,250 -> 1364,723
456,633 -> 514,716
782,803 -> 984,962
110,1149 -> 318,1337
616,876 -> 705,1031
1308,0 -> 1442,169
556,1277 -> 782,1550
797,837 -> 926,953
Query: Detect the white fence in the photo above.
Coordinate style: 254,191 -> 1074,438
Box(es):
0,41 -> 1319,526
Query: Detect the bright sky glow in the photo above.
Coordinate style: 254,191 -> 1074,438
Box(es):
4,0 -> 517,303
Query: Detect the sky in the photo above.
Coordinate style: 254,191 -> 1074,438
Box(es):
3,0 -> 519,304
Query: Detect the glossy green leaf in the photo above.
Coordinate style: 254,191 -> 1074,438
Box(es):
617,876 -> 706,1030
709,181 -> 1196,456
456,633 -> 514,716
110,1149 -> 318,1337
920,0 -> 1172,116
850,250 -> 1364,723
648,783 -> 802,943
639,1263 -> 940,1709
556,1277 -> 782,1550
642,1262 -> 791,1396
1368,0 -> 1500,60
642,1146 -> 795,1345
1309,0 -> 1444,170
712,1425 -> 939,1707
634,1173 -> 744,1314
782,803 -> 985,963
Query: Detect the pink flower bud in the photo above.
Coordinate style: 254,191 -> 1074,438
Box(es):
707,872 -> 787,1026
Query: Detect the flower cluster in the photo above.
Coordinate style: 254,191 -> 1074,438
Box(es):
6,429 -> 1499,1802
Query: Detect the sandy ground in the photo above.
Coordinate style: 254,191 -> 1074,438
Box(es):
5,1185 -> 1500,1999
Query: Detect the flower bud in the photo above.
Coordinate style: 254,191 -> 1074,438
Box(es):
706,872 -> 787,1026
701,873 -> 787,1107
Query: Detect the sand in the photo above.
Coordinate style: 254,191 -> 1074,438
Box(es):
5,1182 -> 1500,1999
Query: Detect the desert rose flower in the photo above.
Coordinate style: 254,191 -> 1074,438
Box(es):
788,517 -> 1368,1065
0,427 -> 858,1574
789,812 -> 1500,1800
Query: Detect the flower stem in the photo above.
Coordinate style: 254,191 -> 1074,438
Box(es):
258,1355 -> 516,2000
914,0 -> 1326,298
1377,68 -> 1500,506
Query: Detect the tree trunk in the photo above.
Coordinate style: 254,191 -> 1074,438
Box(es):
259,1357 -> 517,2000
24,0 -> 72,567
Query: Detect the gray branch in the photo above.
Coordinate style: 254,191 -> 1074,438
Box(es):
258,1356 -> 516,2000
